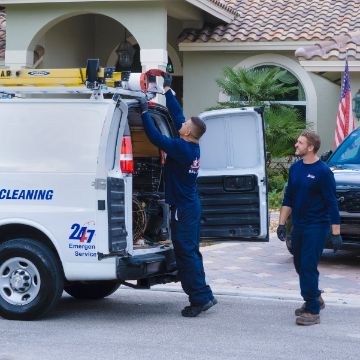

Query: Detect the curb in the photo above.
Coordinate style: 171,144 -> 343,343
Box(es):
149,285 -> 360,308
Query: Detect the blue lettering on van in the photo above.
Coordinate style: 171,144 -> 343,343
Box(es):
0,189 -> 54,200
69,223 -> 95,244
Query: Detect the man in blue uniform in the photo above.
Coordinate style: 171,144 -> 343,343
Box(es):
138,74 -> 216,317
277,131 -> 341,326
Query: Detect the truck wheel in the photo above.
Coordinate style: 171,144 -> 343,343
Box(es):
64,281 -> 120,300
0,239 -> 64,320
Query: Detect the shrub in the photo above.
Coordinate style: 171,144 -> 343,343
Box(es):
268,190 -> 284,210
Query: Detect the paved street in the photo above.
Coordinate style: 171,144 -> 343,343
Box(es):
0,289 -> 360,360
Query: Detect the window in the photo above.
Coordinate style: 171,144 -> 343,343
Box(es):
227,65 -> 307,122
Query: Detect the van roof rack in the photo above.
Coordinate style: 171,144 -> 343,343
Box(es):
0,59 -> 164,100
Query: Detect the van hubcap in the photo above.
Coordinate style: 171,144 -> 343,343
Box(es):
0,257 -> 41,305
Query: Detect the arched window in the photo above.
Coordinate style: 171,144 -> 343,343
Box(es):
226,64 -> 307,121
255,64 -> 306,121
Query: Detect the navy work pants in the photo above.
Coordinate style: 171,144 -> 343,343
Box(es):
171,201 -> 214,306
291,224 -> 330,314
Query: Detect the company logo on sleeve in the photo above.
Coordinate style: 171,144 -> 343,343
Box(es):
189,158 -> 200,174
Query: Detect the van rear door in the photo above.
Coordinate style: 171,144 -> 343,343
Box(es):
198,108 -> 268,241
96,99 -> 131,256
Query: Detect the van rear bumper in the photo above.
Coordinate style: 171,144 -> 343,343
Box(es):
116,248 -> 177,281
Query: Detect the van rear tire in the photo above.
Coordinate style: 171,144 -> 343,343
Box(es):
0,239 -> 64,320
64,281 -> 120,300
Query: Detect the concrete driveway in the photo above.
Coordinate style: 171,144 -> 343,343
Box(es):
156,215 -> 360,307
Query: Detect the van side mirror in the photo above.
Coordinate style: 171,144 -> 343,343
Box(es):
320,150 -> 333,162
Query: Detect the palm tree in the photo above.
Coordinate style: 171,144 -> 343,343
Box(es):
216,66 -> 299,105
213,66 -> 307,159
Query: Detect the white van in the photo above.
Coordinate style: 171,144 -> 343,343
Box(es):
0,90 -> 268,320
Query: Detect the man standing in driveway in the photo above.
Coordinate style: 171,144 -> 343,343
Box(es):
277,131 -> 341,325
138,73 -> 216,317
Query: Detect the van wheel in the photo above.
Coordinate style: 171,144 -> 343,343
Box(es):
0,239 -> 64,320
64,281 -> 120,300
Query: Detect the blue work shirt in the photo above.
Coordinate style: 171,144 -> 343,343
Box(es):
282,159 -> 340,226
141,90 -> 201,208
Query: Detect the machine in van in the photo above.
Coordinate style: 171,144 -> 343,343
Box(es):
0,69 -> 268,320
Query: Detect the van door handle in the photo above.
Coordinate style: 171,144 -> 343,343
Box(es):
98,200 -> 106,210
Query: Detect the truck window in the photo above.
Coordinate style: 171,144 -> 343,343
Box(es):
328,130 -> 360,165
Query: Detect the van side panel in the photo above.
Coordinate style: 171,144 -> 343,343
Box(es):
0,100 -> 119,280
0,100 -> 110,173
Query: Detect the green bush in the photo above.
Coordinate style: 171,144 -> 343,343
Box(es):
268,173 -> 285,193
268,190 -> 284,210
267,168 -> 287,192
267,168 -> 288,210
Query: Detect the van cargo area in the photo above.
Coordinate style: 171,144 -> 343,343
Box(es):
128,108 -> 171,249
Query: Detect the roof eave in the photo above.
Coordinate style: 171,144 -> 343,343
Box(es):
298,60 -> 360,72
185,0 -> 235,23
179,40 -> 317,52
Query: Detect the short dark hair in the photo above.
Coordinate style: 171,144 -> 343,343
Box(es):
190,116 -> 206,140
300,130 -> 321,153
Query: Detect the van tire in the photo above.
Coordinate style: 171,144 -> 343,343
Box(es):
64,281 -> 120,300
0,238 -> 64,320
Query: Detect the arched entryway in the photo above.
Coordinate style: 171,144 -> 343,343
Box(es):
29,13 -> 142,72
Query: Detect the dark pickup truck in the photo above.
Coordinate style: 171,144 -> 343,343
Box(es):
326,127 -> 360,249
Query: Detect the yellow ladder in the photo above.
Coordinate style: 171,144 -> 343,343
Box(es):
0,67 -> 122,87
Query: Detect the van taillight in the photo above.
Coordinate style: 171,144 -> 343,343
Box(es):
120,136 -> 134,174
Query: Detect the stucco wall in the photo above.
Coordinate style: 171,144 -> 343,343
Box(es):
183,51 -> 251,116
182,50 -> 342,150
350,73 -> 360,96
5,2 -> 168,66
350,73 -> 360,126
309,72 -> 340,151
38,14 -> 125,68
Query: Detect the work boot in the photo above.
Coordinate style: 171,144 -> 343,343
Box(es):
294,295 -> 325,316
296,312 -> 320,326
181,297 -> 218,317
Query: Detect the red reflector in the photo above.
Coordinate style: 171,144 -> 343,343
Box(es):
120,136 -> 134,174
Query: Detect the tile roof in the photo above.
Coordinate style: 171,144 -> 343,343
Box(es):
207,0 -> 240,15
180,0 -> 360,43
295,31 -> 360,61
0,7 -> 5,60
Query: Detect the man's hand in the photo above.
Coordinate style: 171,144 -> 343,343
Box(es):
163,73 -> 172,88
330,233 -> 343,253
138,97 -> 148,114
276,225 -> 287,242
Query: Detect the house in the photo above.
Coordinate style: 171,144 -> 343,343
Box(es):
0,0 -> 359,150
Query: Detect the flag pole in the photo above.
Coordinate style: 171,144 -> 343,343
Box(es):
333,49 -> 355,149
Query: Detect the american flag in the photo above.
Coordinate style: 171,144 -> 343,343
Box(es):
334,57 -> 355,148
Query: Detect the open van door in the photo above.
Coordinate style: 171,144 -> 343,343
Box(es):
198,108 -> 268,241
